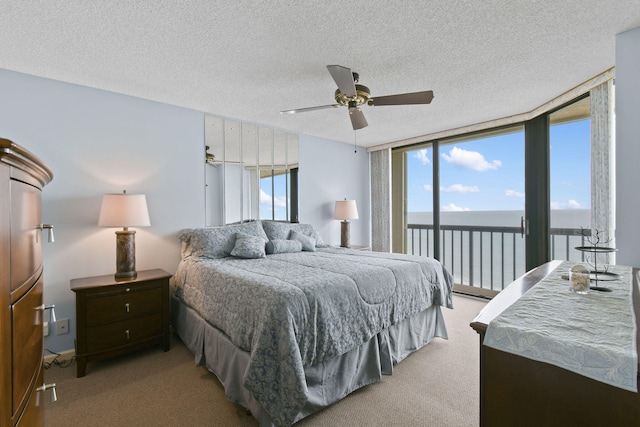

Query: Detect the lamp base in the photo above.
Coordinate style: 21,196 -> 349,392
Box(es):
115,229 -> 137,280
115,271 -> 137,281
340,220 -> 350,248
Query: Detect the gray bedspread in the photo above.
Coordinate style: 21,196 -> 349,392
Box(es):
174,247 -> 453,426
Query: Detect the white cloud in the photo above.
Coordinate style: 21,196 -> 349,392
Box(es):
423,184 -> 432,191
442,203 -> 470,212
414,149 -> 430,165
442,146 -> 502,171
550,200 -> 583,209
441,184 -> 479,193
505,190 -> 524,197
260,189 -> 271,203
260,189 -> 287,207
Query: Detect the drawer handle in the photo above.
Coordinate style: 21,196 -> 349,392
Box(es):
36,304 -> 57,324
125,329 -> 130,340
125,303 -> 130,313
36,224 -> 55,243
37,383 -> 57,403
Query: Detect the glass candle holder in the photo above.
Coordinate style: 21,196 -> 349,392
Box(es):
569,264 -> 590,294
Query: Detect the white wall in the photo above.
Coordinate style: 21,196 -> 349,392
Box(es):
615,27 -> 640,267
0,69 -> 205,352
0,69 -> 370,352
299,134 -> 371,247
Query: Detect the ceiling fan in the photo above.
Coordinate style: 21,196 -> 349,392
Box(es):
280,65 -> 434,130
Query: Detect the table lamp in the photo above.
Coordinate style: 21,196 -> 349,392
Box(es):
98,190 -> 150,279
334,199 -> 359,248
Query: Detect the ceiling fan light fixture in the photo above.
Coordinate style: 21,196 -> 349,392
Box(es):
335,84 -> 371,107
281,65 -> 433,131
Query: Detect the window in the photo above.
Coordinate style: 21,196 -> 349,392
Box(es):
549,97 -> 591,261
392,93 -> 605,297
395,126 -> 524,295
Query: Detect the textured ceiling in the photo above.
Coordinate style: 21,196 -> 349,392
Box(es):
1,1 -> 639,148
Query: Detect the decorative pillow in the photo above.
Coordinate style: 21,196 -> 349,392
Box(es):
230,232 -> 266,259
262,221 -> 327,247
178,221 -> 268,259
265,239 -> 303,255
289,230 -> 316,252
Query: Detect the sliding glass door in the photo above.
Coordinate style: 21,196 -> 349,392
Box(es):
548,97 -> 591,263
440,129 -> 525,294
401,145 -> 435,257
395,126 -> 525,297
393,96 -> 595,297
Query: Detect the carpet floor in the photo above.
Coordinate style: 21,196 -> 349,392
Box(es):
44,294 -> 487,426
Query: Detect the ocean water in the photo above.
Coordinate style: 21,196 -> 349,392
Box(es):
408,209 -> 591,228
406,209 -> 593,290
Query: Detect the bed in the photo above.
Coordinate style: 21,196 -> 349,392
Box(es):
172,220 -> 454,426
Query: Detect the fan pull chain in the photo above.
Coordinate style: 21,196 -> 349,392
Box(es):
354,130 -> 358,154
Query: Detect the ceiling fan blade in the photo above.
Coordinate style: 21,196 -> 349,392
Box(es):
349,107 -> 368,130
368,90 -> 434,107
327,65 -> 357,98
280,104 -> 340,114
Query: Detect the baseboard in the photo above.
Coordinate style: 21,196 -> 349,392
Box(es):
44,349 -> 75,365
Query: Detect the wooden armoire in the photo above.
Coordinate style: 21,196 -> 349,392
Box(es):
1,138 -> 54,426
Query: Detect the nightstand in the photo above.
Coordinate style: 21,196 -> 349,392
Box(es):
70,269 -> 172,377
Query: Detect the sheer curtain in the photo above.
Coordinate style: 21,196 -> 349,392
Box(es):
590,79 -> 615,264
370,148 -> 391,252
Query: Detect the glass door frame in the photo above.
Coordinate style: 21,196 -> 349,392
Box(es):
525,93 -> 592,270
524,113 -> 550,270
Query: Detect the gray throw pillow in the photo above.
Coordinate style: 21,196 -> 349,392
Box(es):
266,239 -> 303,254
262,221 -> 327,247
230,232 -> 266,259
289,230 -> 316,252
178,221 -> 268,259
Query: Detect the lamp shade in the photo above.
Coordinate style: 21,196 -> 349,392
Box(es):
98,192 -> 151,227
334,199 -> 359,221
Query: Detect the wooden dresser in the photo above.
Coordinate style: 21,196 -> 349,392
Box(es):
1,139 -> 54,427
71,269 -> 172,377
471,261 -> 640,426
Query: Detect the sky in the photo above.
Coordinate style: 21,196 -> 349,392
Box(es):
406,118 -> 591,213
257,118 -> 591,220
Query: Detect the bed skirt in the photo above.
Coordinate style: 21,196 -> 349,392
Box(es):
171,295 -> 448,426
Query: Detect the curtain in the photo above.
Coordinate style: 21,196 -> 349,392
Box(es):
370,149 -> 391,252
590,79 -> 615,264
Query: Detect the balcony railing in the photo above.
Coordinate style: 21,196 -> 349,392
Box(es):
406,224 -> 592,293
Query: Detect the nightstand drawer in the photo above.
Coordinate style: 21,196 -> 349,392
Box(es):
85,286 -> 162,326
86,313 -> 163,354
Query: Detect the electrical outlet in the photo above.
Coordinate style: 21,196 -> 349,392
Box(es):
43,321 -> 49,337
56,318 -> 69,335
